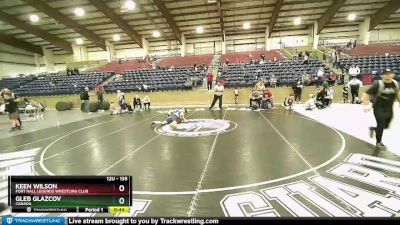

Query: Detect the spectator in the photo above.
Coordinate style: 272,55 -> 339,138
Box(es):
348,76 -> 363,104
325,86 -> 334,107
206,72 -> 213,91
317,67 -> 324,79
117,90 -> 125,104
255,81 -> 265,96
302,71 -> 311,86
348,63 -> 360,78
292,79 -> 303,104
133,95 -> 142,109
81,87 -> 90,114
269,75 -> 277,88
110,101 -> 121,115
305,94 -> 317,111
234,87 -> 239,104
143,95 -> 151,110
96,86 -> 104,112
315,87 -> 327,109
249,88 -> 261,109
262,89 -> 274,109
284,94 -> 295,110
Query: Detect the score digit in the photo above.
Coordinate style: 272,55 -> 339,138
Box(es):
119,197 -> 125,205
119,185 -> 125,192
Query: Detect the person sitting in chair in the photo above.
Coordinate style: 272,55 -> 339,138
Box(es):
143,95 -> 151,110
133,95 -> 142,109
249,88 -> 261,109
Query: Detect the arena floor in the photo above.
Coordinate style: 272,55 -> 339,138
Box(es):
1,107 -> 399,217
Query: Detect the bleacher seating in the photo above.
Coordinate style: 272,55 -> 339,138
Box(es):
157,54 -> 213,68
342,55 -> 400,76
220,50 -> 283,64
14,72 -> 113,96
105,67 -> 205,92
343,43 -> 400,56
219,59 -> 331,87
97,59 -> 151,74
0,76 -> 36,90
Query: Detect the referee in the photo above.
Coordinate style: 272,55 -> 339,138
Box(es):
209,81 -> 224,110
362,69 -> 400,150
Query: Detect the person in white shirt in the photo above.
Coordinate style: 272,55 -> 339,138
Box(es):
117,90 -> 125,104
317,67 -> 324,78
348,76 -> 363,104
143,95 -> 151,110
305,94 -> 317,110
348,64 -> 360,77
325,86 -> 334,106
209,81 -> 224,110
234,87 -> 239,104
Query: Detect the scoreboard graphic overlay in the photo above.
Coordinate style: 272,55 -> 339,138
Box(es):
8,176 -> 132,213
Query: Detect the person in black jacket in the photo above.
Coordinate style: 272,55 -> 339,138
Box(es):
362,70 -> 400,150
81,87 -> 90,114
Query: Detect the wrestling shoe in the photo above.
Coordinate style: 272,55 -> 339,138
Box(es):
376,143 -> 387,150
150,122 -> 156,128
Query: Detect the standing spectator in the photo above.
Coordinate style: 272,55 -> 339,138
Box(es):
133,95 -> 142,109
302,53 -> 309,64
293,79 -> 303,104
81,87 -> 90,114
209,81 -> 224,110
117,90 -> 125,104
317,67 -> 324,79
255,81 -> 265,96
206,72 -> 213,91
348,64 -> 360,78
348,76 -> 363,104
325,86 -> 334,107
143,95 -> 151,110
96,86 -> 104,112
269,75 -> 277,88
234,87 -> 239,104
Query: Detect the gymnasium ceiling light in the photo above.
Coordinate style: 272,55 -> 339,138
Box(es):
243,22 -> 251,30
75,38 -> 83,45
74,7 -> 85,17
207,0 -> 217,3
113,34 -> 121,41
347,13 -> 356,21
123,0 -> 136,11
153,30 -> 161,37
196,26 -> 204,34
29,14 -> 39,23
294,17 -> 301,25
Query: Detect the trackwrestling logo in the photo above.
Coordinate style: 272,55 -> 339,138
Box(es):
154,119 -> 237,137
